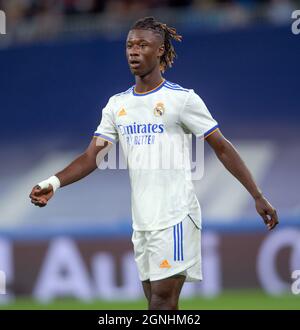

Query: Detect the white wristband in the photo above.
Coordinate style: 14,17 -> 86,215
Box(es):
37,176 -> 61,193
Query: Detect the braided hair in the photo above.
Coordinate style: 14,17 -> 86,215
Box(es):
131,17 -> 182,73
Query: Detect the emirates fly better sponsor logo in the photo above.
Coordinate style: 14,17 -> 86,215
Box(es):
117,122 -> 165,145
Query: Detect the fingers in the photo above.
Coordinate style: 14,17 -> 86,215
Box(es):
31,199 -> 47,207
268,216 -> 279,230
31,195 -> 47,203
266,219 -> 277,230
29,187 -> 48,207
29,185 -> 52,199
30,196 -> 47,207
267,208 -> 278,230
256,197 -> 279,231
29,185 -> 52,207
261,208 -> 279,231
29,186 -> 42,199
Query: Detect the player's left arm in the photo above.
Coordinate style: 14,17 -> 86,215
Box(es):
206,129 -> 279,230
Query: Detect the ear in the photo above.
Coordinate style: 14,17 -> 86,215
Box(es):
157,43 -> 165,58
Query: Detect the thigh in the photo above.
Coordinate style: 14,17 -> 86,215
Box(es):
150,275 -> 186,304
142,280 -> 151,302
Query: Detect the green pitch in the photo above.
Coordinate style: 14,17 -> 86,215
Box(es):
1,290 -> 299,310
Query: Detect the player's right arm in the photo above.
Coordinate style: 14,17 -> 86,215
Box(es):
29,137 -> 111,207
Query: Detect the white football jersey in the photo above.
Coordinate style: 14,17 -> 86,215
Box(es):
94,80 -> 218,231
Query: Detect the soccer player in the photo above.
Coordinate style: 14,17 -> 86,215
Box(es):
29,17 -> 278,310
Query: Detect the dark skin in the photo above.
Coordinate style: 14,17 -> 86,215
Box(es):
29,28 -> 279,310
126,29 -> 165,92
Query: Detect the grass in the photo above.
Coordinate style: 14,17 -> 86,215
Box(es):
1,290 -> 299,310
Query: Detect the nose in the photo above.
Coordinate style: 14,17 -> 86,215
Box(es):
129,44 -> 140,57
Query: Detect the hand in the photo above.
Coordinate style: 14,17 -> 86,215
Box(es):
255,196 -> 279,230
29,185 -> 54,207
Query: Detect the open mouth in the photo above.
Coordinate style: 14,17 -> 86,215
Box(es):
129,60 -> 141,68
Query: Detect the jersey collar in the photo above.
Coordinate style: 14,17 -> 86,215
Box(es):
132,79 -> 165,96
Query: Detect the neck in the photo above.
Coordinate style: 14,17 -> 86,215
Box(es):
134,67 -> 164,93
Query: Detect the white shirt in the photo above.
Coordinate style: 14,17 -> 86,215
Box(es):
94,80 -> 218,231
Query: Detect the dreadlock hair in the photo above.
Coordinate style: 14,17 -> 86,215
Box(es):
131,17 -> 182,73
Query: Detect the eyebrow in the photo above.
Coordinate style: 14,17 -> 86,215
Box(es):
127,38 -> 151,43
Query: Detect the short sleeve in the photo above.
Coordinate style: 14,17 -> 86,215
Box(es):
94,97 -> 119,144
180,90 -> 219,138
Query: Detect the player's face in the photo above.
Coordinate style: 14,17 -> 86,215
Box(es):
126,29 -> 164,76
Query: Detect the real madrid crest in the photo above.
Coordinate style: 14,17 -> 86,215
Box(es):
154,102 -> 165,117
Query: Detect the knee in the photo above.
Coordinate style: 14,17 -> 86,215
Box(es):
149,292 -> 178,310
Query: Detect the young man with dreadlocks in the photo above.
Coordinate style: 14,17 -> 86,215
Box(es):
29,17 -> 278,310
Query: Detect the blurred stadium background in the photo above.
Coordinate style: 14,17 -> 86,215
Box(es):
0,0 -> 300,309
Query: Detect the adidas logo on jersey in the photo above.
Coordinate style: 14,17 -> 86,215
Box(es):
118,108 -> 127,117
159,259 -> 171,268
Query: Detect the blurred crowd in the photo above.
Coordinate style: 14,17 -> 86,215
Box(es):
0,0 -> 298,45
0,0 -> 296,18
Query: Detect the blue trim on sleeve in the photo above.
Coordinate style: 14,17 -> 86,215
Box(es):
165,81 -> 189,92
204,124 -> 219,138
94,133 -> 116,144
164,84 -> 189,93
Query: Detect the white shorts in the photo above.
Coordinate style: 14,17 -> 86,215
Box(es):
131,214 -> 202,282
